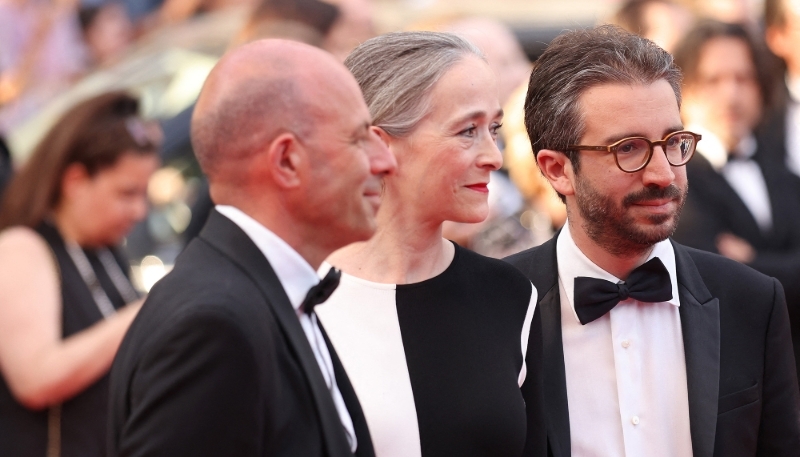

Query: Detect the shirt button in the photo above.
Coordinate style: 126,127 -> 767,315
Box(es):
621,340 -> 630,348
632,416 -> 640,425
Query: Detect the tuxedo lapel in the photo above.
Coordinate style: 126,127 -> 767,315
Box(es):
199,210 -> 353,457
539,284 -> 571,457
672,241 -> 720,457
518,236 -> 571,457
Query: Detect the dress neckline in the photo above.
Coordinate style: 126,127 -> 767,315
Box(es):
322,241 -> 461,290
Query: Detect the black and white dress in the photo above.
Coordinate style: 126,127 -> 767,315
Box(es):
316,243 -> 537,457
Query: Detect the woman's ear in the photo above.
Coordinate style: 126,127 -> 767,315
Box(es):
372,125 -> 407,166
60,163 -> 91,200
371,126 -> 391,149
536,149 -> 575,197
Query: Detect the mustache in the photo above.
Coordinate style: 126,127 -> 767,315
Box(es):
623,184 -> 684,207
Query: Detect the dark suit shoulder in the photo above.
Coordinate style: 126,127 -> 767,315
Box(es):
676,243 -> 782,347
112,299 -> 264,457
504,243 -> 547,270
680,243 -> 777,294
125,237 -> 274,359
457,244 -> 533,289
503,238 -> 558,298
149,236 -> 265,309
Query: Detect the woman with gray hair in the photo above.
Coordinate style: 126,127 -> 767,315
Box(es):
315,31 -> 541,457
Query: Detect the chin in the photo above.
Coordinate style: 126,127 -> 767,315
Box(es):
451,204 -> 490,224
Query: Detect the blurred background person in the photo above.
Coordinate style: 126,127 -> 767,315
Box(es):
233,0 -> 339,47
763,0 -> 800,177
684,0 -> 762,30
316,32 -> 540,457
322,0 -> 376,62
671,20 -> 800,386
0,136 -> 11,198
132,0 -> 253,33
0,92 -> 159,457
608,0 -> 694,53
78,2 -> 136,68
0,0 -> 88,133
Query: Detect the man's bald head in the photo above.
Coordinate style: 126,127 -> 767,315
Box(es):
191,39 -> 351,187
188,38 -> 395,267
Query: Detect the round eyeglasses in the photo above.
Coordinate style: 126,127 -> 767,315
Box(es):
567,130 -> 702,173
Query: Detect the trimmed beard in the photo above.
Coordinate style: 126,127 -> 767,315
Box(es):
573,174 -> 687,257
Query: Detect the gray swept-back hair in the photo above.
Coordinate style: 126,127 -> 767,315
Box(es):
524,25 -> 682,173
345,31 -> 484,138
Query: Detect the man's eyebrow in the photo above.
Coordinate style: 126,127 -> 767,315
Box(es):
598,126 -> 685,144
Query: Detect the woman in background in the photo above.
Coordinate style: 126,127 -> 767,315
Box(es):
315,31 -> 541,457
0,92 -> 159,456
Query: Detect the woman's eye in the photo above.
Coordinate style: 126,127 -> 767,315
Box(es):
490,123 -> 503,136
460,126 -> 477,137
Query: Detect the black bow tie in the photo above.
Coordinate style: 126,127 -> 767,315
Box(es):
302,267 -> 341,315
573,257 -> 672,325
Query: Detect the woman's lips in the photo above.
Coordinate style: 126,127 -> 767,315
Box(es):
465,183 -> 489,193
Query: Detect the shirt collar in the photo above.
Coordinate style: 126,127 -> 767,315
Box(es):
787,74 -> 800,103
216,205 -> 319,313
556,220 -> 680,324
688,124 -> 756,171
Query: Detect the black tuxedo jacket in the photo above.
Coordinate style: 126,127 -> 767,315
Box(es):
108,210 -> 374,457
673,152 -> 800,384
757,80 -> 791,167
505,237 -> 800,457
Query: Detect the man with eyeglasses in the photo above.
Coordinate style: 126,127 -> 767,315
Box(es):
505,25 -> 800,457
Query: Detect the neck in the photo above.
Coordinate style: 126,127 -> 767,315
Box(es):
51,204 -> 82,245
567,220 -> 654,280
327,192 -> 453,284
223,198 -> 332,270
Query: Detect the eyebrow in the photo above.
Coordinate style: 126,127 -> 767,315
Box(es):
449,108 -> 504,127
599,125 -> 685,144
350,121 -> 371,139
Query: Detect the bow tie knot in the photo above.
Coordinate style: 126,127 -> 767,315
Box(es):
617,283 -> 630,301
302,267 -> 341,315
573,257 -> 672,325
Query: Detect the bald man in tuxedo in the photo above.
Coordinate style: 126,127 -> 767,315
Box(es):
108,39 -> 396,457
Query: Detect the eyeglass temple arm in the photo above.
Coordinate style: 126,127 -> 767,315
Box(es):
566,145 -> 613,152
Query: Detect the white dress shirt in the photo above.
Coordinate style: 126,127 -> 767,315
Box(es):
557,223 -> 692,457
216,205 -> 357,452
784,75 -> 800,178
691,127 -> 773,233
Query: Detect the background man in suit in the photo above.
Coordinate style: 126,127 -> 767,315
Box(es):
506,25 -> 800,457
763,0 -> 800,175
108,39 -> 396,456
670,20 -> 800,387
